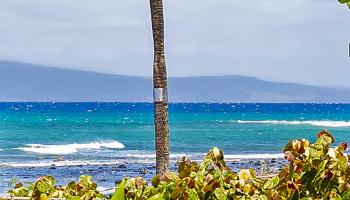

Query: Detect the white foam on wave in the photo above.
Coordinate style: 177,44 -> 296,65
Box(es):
97,186 -> 116,195
16,141 -> 125,155
0,160 -> 119,167
236,120 -> 350,127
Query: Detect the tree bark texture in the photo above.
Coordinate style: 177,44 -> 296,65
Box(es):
150,0 -> 170,175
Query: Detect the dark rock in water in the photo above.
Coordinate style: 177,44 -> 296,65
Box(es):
116,164 -> 127,169
253,161 -> 261,166
49,164 -> 56,169
139,168 -> 149,175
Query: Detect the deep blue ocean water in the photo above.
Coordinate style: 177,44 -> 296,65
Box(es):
0,103 -> 350,195
0,103 -> 349,193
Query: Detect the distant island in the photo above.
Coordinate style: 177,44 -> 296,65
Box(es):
0,60 -> 349,103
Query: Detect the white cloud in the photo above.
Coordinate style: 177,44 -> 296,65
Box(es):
0,0 -> 349,86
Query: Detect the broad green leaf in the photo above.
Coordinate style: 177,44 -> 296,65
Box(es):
239,169 -> 251,181
263,176 -> 280,190
67,196 -> 81,200
36,182 -> 51,193
111,179 -> 126,200
243,184 -> 251,193
341,190 -> 350,199
188,189 -> 199,200
214,188 -> 227,200
40,194 -> 48,200
338,156 -> 347,170
149,194 -> 165,200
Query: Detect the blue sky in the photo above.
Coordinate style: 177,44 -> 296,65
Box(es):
0,0 -> 349,87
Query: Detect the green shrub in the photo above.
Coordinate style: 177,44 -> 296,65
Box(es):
8,130 -> 350,199
8,175 -> 103,200
112,130 -> 350,200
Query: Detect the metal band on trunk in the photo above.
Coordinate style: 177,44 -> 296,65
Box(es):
153,88 -> 168,102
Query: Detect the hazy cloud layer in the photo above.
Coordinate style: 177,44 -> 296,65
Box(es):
0,0 -> 349,86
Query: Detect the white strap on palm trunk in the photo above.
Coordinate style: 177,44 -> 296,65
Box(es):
153,88 -> 168,102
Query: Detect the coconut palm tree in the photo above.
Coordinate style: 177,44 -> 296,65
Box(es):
150,0 -> 170,174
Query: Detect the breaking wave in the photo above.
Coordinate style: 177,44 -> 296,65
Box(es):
16,141 -> 125,155
236,120 -> 350,127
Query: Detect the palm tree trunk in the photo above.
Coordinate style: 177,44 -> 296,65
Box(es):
150,0 -> 170,174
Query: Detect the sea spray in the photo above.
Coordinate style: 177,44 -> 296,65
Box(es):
15,141 -> 125,155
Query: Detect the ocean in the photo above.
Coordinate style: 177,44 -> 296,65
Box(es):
0,102 -> 349,194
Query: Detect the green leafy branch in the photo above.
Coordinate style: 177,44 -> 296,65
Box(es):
339,0 -> 350,9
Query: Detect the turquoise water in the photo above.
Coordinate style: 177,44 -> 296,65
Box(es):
0,103 -> 349,167
0,103 -> 349,194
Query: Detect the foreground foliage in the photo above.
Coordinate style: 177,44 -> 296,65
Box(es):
338,0 -> 350,9
8,130 -> 350,199
111,130 -> 350,200
8,175 -> 103,200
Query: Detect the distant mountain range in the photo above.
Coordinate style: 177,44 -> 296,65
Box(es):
0,60 -> 349,103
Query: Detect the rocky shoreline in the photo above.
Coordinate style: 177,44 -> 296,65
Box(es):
0,158 -> 287,195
